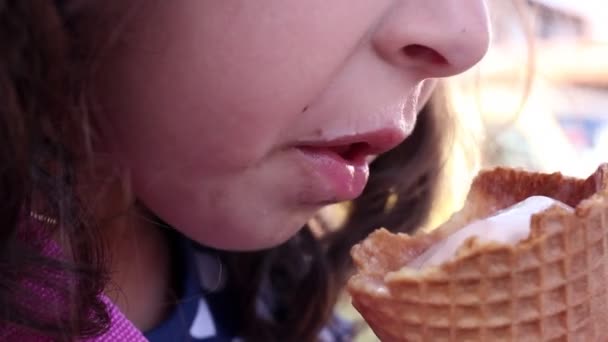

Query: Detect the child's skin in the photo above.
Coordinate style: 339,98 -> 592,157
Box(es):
86,0 -> 490,331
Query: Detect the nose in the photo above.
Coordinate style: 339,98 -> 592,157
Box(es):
372,0 -> 490,78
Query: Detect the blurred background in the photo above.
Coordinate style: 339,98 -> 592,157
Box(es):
334,0 -> 608,340
462,0 -> 607,177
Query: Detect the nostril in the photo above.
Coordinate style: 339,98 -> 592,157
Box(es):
402,44 -> 448,65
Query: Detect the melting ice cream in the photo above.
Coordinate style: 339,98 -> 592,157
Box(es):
409,196 -> 574,269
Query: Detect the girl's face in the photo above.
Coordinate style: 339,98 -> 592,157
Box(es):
94,0 -> 490,250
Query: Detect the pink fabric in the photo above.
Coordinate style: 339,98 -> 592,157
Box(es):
82,297 -> 147,342
0,219 -> 147,341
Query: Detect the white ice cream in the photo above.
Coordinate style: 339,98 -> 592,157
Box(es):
409,196 -> 574,269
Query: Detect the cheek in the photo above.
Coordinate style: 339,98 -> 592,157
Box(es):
97,57 -> 296,177
96,0 -> 377,176
98,48 -> 318,179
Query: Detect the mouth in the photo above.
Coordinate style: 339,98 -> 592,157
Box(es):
296,144 -> 370,203
294,128 -> 407,204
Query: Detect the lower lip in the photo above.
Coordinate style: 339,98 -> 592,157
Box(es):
296,147 -> 369,202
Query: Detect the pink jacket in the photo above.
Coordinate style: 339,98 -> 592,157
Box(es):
0,219 -> 147,342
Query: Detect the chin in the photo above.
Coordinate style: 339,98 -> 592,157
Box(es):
206,231 -> 298,251
169,197 -> 317,251
183,217 -> 307,252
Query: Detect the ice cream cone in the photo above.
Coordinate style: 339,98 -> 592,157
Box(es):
348,164 -> 608,341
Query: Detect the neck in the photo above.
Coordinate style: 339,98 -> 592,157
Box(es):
100,203 -> 174,332
74,169 -> 175,332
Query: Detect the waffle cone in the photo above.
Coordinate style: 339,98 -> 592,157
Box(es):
348,164 -> 608,341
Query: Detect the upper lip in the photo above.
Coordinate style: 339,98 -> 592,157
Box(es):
296,128 -> 408,161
